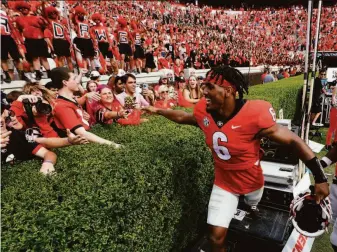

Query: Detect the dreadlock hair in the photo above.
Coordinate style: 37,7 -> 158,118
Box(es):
206,66 -> 249,100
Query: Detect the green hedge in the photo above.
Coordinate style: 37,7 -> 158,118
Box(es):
246,75 -> 303,119
1,76 -> 303,251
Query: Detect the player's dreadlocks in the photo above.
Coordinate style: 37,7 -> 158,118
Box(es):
205,66 -> 249,100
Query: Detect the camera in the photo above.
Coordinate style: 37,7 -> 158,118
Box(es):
22,97 -> 52,116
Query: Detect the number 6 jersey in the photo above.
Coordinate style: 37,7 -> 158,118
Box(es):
193,98 -> 276,194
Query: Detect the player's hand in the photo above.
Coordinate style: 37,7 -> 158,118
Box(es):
142,106 -> 158,114
314,182 -> 330,204
86,92 -> 101,102
66,129 -> 89,145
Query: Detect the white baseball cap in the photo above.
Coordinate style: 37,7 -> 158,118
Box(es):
117,69 -> 126,77
90,71 -> 100,78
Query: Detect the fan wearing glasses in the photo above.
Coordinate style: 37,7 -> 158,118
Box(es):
154,85 -> 176,110
1,105 -> 88,175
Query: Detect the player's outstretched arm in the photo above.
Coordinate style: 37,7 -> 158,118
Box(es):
143,106 -> 198,126
258,124 -> 329,203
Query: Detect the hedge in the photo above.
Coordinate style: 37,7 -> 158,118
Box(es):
246,75 -> 303,120
1,76 -> 303,251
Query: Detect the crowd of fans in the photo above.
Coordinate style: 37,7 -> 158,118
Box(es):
1,65 -> 207,173
1,1 -> 336,83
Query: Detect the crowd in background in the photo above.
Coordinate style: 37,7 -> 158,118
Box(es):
1,1 -> 336,83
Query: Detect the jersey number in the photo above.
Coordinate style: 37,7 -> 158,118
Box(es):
212,132 -> 231,160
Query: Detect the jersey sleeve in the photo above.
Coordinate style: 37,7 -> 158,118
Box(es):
256,101 -> 277,130
54,105 -> 83,132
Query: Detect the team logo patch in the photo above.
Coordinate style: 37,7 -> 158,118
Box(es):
203,117 -> 210,127
217,121 -> 224,127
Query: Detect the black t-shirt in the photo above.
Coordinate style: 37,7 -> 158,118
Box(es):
1,129 -> 41,163
313,77 -> 323,102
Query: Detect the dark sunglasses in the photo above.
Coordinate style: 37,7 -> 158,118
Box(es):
5,110 -> 15,124
161,91 -> 169,94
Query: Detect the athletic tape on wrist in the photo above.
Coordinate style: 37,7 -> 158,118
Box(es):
321,157 -> 332,167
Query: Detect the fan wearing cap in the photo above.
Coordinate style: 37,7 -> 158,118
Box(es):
143,66 -> 329,252
72,5 -> 96,71
131,21 -> 145,74
116,17 -> 133,71
44,6 -> 73,71
0,3 -> 25,83
154,85 -> 176,110
15,1 -> 51,81
90,13 -> 114,73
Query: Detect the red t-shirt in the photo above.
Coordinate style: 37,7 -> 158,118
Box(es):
53,96 -> 90,136
193,98 -> 277,194
16,15 -> 47,39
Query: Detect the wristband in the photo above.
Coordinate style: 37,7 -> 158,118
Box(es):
43,160 -> 54,165
321,157 -> 332,168
305,157 -> 328,183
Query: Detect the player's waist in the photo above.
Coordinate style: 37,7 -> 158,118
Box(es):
214,159 -> 260,171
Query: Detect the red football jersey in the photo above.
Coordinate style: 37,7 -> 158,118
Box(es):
53,96 -> 90,133
193,98 -> 277,194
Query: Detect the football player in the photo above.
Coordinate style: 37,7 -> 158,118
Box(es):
143,66 -> 330,252
320,145 -> 337,252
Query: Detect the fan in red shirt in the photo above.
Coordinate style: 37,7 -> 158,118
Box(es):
0,4 -> 25,83
44,6 -> 73,71
131,21 -> 145,74
14,1 -> 51,81
144,66 -> 329,252
72,5 -> 96,71
154,85 -> 176,110
90,13 -> 114,74
116,17 -> 133,71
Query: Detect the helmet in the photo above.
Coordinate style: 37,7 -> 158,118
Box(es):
290,190 -> 332,237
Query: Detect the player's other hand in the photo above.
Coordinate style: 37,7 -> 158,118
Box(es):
314,182 -> 329,204
142,106 -> 158,114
